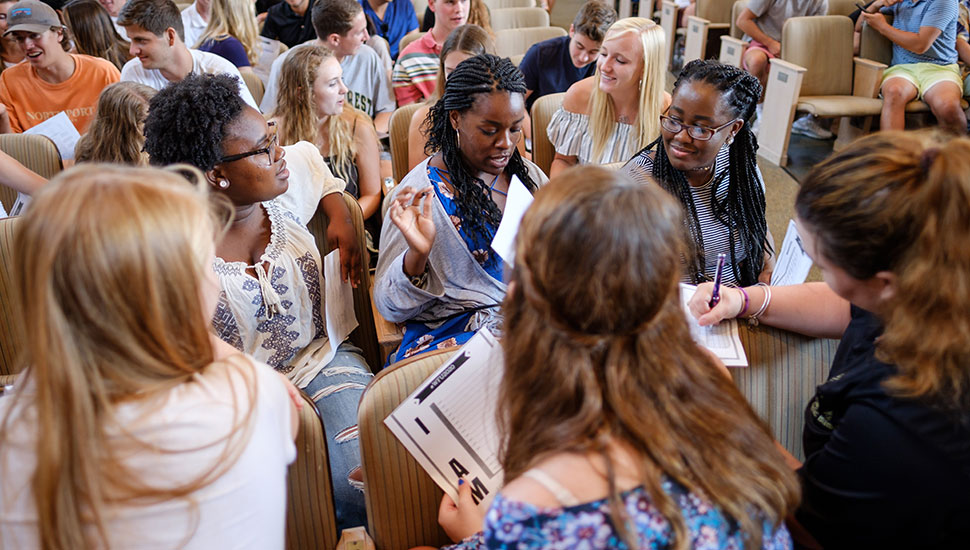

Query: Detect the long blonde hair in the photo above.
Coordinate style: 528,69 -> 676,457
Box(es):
588,17 -> 665,162
797,131 -> 970,411
271,43 -> 370,183
501,166 -> 799,550
195,0 -> 260,63
75,81 -> 156,165
2,165 -> 253,550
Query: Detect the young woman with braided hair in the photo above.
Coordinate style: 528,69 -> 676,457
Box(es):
625,59 -> 773,287
689,131 -> 970,548
418,166 -> 797,550
374,53 -> 547,363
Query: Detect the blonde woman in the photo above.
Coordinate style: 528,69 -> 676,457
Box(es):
75,81 -> 156,165
196,0 -> 260,73
270,44 -> 381,224
0,164 -> 298,549
548,17 -> 668,177
407,24 -> 494,171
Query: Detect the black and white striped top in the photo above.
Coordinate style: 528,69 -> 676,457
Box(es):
623,144 -> 766,286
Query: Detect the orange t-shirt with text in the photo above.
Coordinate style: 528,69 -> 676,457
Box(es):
0,54 -> 120,133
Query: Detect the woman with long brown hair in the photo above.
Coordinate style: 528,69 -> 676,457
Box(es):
75,81 -> 156,165
690,131 -> 970,548
62,0 -> 131,71
433,166 -> 797,549
0,165 -> 298,549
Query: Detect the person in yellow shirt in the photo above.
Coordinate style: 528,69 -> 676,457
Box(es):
0,0 -> 119,133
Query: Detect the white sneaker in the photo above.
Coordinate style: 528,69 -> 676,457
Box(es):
791,114 -> 833,140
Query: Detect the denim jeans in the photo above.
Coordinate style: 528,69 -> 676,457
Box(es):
302,341 -> 372,531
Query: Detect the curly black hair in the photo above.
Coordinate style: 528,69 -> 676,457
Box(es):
424,53 -> 537,243
143,73 -> 245,171
646,59 -> 768,286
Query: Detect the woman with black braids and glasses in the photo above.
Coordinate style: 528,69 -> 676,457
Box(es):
374,53 -> 547,363
624,59 -> 774,287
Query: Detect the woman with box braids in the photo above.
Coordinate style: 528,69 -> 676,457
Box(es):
374,53 -> 548,363
626,59 -> 771,287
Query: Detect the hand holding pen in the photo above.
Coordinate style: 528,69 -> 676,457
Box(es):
709,253 -> 726,308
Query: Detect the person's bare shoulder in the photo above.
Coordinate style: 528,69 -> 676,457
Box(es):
561,77 -> 596,115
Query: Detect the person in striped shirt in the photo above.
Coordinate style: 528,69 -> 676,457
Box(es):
391,0 -> 467,105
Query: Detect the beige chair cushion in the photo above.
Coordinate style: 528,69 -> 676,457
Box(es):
0,217 -> 20,377
826,0 -> 858,17
241,71 -> 266,107
0,134 -> 63,213
305,192 -> 382,371
530,92 -> 564,177
729,0 -> 747,38
696,0 -> 735,24
399,31 -> 425,55
287,390 -> 340,550
782,16 -> 854,97
483,0 -> 535,9
490,7 -> 549,30
359,349 -> 457,550
860,18 -> 893,65
389,102 -> 425,184
495,26 -> 566,58
797,96 -> 934,117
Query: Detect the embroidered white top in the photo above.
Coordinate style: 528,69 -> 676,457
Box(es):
210,141 -> 345,389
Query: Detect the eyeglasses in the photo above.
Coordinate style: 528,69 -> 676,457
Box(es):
659,115 -> 738,141
219,121 -> 279,165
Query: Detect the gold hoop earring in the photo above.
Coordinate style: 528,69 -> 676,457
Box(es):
455,129 -> 461,149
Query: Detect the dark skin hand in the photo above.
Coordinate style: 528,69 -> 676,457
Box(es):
207,106 -> 362,286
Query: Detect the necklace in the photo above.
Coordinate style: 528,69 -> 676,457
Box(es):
488,172 -> 507,196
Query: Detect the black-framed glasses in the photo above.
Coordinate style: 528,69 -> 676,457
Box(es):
659,115 -> 737,141
219,121 -> 279,164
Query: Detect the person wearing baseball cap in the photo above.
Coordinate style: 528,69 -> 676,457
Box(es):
0,0 -> 119,133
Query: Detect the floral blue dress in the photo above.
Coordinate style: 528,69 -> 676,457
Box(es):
394,166 -> 504,362
446,478 -> 792,550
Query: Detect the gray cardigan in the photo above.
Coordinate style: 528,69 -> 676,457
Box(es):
374,157 -> 548,326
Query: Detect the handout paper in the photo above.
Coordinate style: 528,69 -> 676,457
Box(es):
770,219 -> 813,286
385,329 -> 505,510
489,175 -> 532,267
253,37 -> 283,86
322,248 -> 358,366
680,283 -> 748,367
24,111 -> 80,160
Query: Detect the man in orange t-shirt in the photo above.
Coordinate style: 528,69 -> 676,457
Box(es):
0,0 -> 119,133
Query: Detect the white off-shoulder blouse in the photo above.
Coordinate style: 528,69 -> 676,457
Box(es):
546,107 -> 636,166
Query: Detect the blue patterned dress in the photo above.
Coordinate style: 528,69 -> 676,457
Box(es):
446,478 -> 792,550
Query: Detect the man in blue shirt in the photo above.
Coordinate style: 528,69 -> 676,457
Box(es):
518,0 -> 616,111
361,0 -> 417,58
860,0 -> 965,134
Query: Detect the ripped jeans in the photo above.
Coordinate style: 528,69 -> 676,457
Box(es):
302,341 -> 372,531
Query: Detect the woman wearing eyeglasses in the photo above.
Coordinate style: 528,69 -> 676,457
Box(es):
143,73 -> 371,531
625,59 -> 773,287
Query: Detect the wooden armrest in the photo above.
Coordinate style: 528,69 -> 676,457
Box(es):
766,57 -> 807,74
718,35 -> 749,67
370,293 -> 402,366
852,56 -> 888,98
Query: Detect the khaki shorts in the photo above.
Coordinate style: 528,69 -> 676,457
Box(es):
882,62 -> 963,99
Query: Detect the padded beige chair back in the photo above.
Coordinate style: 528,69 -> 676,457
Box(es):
696,0 -> 734,24
781,16 -> 854,97
509,53 -> 525,66
490,6 -> 549,30
0,134 -> 63,213
287,390 -> 340,550
826,0 -> 856,16
860,19 -> 893,65
733,324 -> 838,461
411,0 -> 425,26
241,71 -> 266,106
359,349 -> 457,549
494,26 -> 566,58
305,192 -> 382,372
389,102 -> 425,184
0,217 -> 21,377
483,0 -> 534,8
399,31 -> 424,54
530,92 -> 564,177
729,0 -> 747,38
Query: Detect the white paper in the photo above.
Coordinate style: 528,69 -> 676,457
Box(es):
680,283 -> 748,367
489,175 -> 532,267
771,219 -> 813,286
385,330 -> 504,510
253,36 -> 283,86
24,112 -> 80,161
9,193 -> 29,216
321,248 -> 358,366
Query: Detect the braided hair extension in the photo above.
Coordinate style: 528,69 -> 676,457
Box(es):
649,59 -> 769,286
424,53 -> 537,243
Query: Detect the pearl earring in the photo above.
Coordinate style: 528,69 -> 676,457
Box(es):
219,179 -> 230,189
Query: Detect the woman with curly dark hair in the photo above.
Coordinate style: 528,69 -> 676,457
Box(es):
624,59 -> 773,287
142,73 -> 370,530
374,53 -> 547,362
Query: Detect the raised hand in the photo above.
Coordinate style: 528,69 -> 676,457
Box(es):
389,186 -> 437,274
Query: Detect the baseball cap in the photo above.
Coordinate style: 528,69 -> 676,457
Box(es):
3,1 -> 63,37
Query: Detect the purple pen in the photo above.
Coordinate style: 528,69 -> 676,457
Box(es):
709,253 -> 726,308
